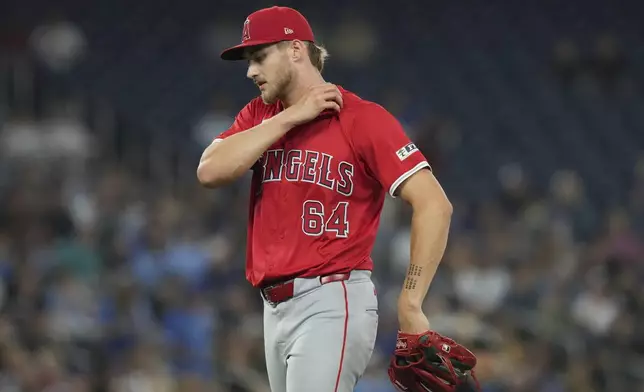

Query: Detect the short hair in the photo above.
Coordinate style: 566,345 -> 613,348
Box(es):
306,42 -> 329,73
277,40 -> 329,72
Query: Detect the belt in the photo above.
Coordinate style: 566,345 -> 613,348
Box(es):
261,273 -> 351,305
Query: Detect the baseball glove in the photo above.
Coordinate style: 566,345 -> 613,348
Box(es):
388,330 -> 480,392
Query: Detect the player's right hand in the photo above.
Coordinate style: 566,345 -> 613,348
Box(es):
285,83 -> 343,126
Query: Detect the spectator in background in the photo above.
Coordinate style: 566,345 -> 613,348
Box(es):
593,207 -> 644,264
571,271 -> 620,336
0,111 -> 45,161
108,341 -> 175,392
0,99 -> 93,178
99,277 -> 157,365
328,14 -> 377,67
40,98 -> 94,168
28,12 -> 87,102
451,242 -> 512,316
29,13 -> 86,74
552,38 -> 583,88
221,329 -> 270,392
412,115 -> 461,175
44,267 -> 101,345
192,95 -> 236,150
591,33 -> 628,94
496,163 -> 535,218
162,287 -> 216,391
128,218 -> 172,293
33,346 -> 80,392
546,170 -> 598,244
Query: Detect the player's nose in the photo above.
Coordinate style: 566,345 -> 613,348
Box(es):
246,64 -> 260,80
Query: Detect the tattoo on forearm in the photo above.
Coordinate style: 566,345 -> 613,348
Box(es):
404,264 -> 423,290
404,278 -> 417,290
408,264 -> 423,277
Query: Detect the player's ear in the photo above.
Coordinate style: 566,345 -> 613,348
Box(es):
289,40 -> 306,62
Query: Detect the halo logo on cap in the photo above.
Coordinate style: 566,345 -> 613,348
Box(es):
242,18 -> 251,42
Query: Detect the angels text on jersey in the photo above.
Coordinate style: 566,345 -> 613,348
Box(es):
260,149 -> 354,196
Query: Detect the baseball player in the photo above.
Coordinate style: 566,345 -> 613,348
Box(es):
197,6 -> 454,392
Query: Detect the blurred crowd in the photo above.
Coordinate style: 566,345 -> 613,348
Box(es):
1,3 -> 644,392
552,32 -> 632,95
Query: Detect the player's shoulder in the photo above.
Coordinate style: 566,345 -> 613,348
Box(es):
338,87 -> 399,126
241,96 -> 282,120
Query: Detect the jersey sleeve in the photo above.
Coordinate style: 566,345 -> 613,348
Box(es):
213,100 -> 257,142
353,104 -> 431,198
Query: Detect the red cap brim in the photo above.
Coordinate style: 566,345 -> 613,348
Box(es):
220,39 -> 275,61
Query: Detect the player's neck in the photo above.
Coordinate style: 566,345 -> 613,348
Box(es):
281,70 -> 326,108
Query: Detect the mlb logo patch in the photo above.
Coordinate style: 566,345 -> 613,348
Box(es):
396,142 -> 418,161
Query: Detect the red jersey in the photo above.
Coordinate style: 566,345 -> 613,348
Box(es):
215,87 -> 430,287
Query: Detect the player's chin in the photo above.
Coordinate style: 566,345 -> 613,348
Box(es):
261,92 -> 277,105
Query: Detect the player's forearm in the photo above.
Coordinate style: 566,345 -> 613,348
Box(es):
197,113 -> 297,187
398,200 -> 452,311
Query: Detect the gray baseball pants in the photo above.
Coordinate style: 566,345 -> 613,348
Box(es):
262,270 -> 379,392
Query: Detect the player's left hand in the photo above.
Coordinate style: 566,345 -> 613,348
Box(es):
397,306 -> 430,334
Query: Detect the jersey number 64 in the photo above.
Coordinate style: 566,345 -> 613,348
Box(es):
301,201 -> 349,238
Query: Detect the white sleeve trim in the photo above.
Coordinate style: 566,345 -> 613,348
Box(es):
213,138 -> 223,143
388,161 -> 431,198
